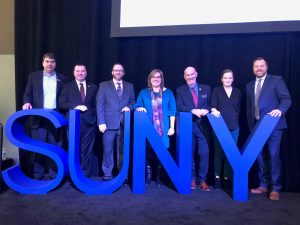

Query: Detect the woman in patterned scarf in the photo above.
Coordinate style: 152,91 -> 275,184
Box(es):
135,69 -> 176,187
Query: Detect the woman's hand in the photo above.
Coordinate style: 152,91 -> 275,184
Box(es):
136,107 -> 147,112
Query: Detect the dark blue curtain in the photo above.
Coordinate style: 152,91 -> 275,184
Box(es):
15,0 -> 300,192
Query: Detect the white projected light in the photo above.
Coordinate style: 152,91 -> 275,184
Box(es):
111,0 -> 300,37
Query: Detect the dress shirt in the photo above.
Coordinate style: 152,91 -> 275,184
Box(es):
43,72 -> 57,109
189,84 -> 199,96
113,78 -> 123,93
255,74 -> 266,95
76,80 -> 87,95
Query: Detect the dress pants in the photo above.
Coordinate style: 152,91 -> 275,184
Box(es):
192,129 -> 209,182
257,129 -> 283,192
80,122 -> 96,177
213,127 -> 239,178
30,119 -> 62,178
102,129 -> 120,178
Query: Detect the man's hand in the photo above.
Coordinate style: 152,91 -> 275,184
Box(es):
121,106 -> 130,112
99,124 -> 107,133
74,105 -> 88,112
136,107 -> 147,112
191,109 -> 209,118
268,109 -> 282,117
22,103 -> 32,110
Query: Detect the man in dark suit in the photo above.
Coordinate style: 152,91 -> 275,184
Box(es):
247,57 -> 292,201
22,52 -> 67,179
96,63 -> 135,181
59,64 -> 98,177
176,66 -> 211,191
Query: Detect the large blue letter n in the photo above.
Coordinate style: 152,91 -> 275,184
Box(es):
132,112 -> 192,194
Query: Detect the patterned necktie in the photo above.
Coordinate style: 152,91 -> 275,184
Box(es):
79,83 -> 85,103
116,82 -> 122,98
255,79 -> 262,120
191,87 -> 198,107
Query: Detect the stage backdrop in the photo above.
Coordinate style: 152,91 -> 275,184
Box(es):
15,0 -> 300,192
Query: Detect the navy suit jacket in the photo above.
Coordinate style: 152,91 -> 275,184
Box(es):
246,74 -> 292,130
96,80 -> 135,129
176,83 -> 211,137
59,80 -> 98,125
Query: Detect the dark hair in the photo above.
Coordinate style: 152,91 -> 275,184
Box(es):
42,52 -> 56,62
112,63 -> 125,72
220,69 -> 234,79
253,57 -> 267,65
74,64 -> 87,70
147,69 -> 165,90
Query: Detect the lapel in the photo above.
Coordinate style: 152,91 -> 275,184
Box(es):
109,79 -> 119,99
37,72 -> 44,95
56,73 -> 63,94
249,80 -> 255,102
184,84 -> 195,107
260,74 -> 270,97
121,81 -> 127,101
85,82 -> 93,102
71,81 -> 83,103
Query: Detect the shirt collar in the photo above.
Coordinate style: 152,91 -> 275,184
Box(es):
113,78 -> 122,85
256,74 -> 267,82
43,71 -> 56,77
76,80 -> 86,85
189,83 -> 198,90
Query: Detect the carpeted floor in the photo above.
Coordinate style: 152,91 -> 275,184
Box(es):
0,181 -> 300,225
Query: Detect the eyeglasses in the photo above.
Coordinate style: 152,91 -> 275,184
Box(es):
151,76 -> 161,79
112,69 -> 124,72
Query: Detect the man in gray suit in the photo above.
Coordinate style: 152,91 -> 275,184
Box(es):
96,63 -> 135,181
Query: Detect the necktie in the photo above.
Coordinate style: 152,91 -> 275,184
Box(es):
79,83 -> 85,103
191,87 -> 198,107
116,82 -> 122,98
255,79 -> 262,120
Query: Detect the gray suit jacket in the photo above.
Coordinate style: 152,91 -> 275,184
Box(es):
96,79 -> 135,129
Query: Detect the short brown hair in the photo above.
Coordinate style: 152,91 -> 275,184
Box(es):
42,52 -> 56,62
147,69 -> 165,90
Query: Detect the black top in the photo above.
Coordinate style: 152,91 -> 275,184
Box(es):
210,86 -> 241,130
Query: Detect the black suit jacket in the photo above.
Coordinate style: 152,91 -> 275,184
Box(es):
23,71 -> 66,108
246,74 -> 292,130
59,80 -> 98,125
23,71 -> 67,127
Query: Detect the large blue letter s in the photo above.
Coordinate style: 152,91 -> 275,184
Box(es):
3,109 -> 68,194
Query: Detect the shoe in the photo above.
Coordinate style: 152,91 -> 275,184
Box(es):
48,169 -> 57,179
103,176 -> 113,181
223,178 -> 232,189
269,191 -> 279,201
123,178 -> 128,186
156,165 -> 162,187
146,164 -> 152,187
214,177 -> 221,190
200,182 -> 211,191
250,187 -> 268,194
33,173 -> 44,180
191,179 -> 196,190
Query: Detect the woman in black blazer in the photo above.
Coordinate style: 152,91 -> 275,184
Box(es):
210,69 -> 241,189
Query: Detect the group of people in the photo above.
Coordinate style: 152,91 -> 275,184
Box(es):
22,53 -> 291,201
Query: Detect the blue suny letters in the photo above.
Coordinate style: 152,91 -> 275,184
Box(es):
2,109 -> 279,201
